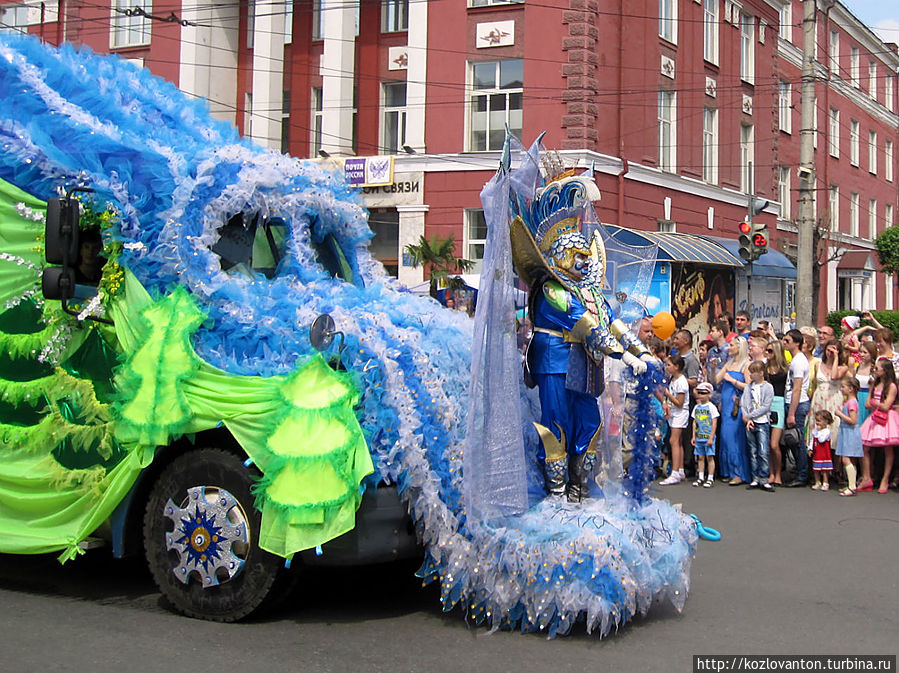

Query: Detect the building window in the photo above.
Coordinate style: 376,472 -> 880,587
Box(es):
659,0 -> 677,44
702,107 -> 717,184
311,87 -> 323,156
779,2 -> 792,42
850,47 -> 860,88
658,90 -> 676,172
469,60 -> 523,152
887,76 -> 895,112
111,0 -> 151,48
247,0 -> 255,48
829,185 -> 839,232
850,192 -> 859,237
281,90 -> 290,153
829,30 -> 839,75
382,0 -> 408,32
778,81 -> 791,133
740,13 -> 754,84
886,140 -> 893,182
869,61 -> 877,100
829,107 -> 839,158
312,0 -> 323,40
244,92 -> 253,138
703,0 -> 718,64
740,123 -> 754,192
869,199 -> 877,240
382,82 -> 407,153
0,4 -> 29,33
778,167 -> 791,221
465,209 -> 487,274
869,131 -> 877,174
887,204 -> 895,232
849,119 -> 859,166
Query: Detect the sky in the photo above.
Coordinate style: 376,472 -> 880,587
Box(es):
841,0 -> 899,44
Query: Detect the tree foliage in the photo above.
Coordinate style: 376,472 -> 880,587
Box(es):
403,235 -> 474,298
874,226 -> 899,276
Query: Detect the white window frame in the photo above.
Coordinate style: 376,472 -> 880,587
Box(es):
740,12 -> 755,84
312,0 -> 323,40
778,166 -> 791,221
311,87 -> 323,156
381,82 -> 407,154
465,209 -> 487,274
382,0 -> 408,33
778,81 -> 791,133
703,107 -> 718,184
281,90 -> 290,153
111,0 -> 151,49
886,140 -> 893,182
829,30 -> 839,75
829,185 -> 839,232
849,119 -> 859,166
850,192 -> 859,237
829,107 -> 839,158
660,0 -> 677,44
740,123 -> 754,193
869,130 -> 877,175
869,199 -> 877,240
869,60 -> 877,100
850,47 -> 860,88
469,0 -> 524,6
468,60 -> 523,152
779,2 -> 792,42
887,204 -> 894,232
703,0 -> 718,64
887,76 -> 895,112
244,92 -> 253,138
658,90 -> 677,172
0,4 -> 29,33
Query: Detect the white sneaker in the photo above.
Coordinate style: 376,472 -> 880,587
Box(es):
659,473 -> 682,485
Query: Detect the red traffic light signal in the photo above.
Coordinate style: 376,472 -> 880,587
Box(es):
739,220 -> 752,235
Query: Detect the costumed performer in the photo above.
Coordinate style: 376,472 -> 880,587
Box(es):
514,155 -> 655,502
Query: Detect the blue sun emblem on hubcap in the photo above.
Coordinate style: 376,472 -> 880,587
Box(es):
164,486 -> 249,587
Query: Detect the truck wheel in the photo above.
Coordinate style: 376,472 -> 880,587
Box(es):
143,448 -> 287,621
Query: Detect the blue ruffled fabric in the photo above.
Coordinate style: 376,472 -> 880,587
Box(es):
0,34 -> 697,637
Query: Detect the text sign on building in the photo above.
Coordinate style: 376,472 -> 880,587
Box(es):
344,156 -> 395,187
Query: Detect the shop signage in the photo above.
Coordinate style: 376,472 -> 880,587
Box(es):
344,156 -> 394,187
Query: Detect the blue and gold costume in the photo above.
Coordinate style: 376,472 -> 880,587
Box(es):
513,173 -> 652,500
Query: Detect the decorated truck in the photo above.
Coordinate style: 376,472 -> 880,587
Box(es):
0,34 -> 696,635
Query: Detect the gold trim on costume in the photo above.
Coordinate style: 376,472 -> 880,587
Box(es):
569,312 -> 600,342
534,422 -> 567,462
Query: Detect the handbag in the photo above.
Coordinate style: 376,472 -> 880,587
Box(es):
871,408 -> 889,426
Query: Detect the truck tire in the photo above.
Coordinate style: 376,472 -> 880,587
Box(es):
143,448 -> 288,621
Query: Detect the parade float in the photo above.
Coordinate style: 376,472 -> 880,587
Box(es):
0,33 -> 696,634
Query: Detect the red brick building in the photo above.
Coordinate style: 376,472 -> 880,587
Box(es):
3,0 -> 898,325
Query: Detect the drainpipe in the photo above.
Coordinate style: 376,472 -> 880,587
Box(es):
618,157 -> 629,227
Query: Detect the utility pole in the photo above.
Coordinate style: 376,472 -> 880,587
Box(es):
795,0 -> 817,328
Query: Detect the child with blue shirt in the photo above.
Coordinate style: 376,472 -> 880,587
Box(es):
691,381 -> 719,487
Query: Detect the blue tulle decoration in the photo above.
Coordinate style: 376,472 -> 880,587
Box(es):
0,35 -> 698,638
623,362 -> 666,506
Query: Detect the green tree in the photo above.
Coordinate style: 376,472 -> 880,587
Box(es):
875,225 -> 899,276
404,235 -> 474,299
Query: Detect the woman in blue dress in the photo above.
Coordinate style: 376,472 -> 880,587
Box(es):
715,336 -> 751,485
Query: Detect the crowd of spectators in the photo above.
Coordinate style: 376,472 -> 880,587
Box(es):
641,310 -> 898,494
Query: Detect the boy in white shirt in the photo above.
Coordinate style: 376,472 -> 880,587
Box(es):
691,381 -> 719,487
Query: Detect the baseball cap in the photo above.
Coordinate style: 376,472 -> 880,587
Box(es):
695,382 -> 713,394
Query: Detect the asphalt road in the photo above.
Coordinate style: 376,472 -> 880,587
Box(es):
0,484 -> 897,673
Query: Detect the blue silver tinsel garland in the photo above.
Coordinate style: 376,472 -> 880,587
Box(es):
0,33 -> 697,637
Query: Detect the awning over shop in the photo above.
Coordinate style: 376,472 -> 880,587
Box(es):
837,250 -> 875,269
711,237 -> 797,279
605,226 -> 743,267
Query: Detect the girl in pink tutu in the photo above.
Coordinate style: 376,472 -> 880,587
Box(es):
859,358 -> 899,493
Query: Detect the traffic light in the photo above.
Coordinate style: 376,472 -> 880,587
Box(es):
738,220 -> 753,261
41,196 -> 81,300
751,221 -> 769,258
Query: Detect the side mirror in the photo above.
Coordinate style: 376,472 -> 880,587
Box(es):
41,266 -> 76,301
45,197 -> 80,265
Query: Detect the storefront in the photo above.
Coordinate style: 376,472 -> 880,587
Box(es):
835,251 -> 877,311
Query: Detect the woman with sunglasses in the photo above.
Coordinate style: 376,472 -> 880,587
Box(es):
765,340 -> 789,486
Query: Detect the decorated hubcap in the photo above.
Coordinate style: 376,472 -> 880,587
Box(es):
164,486 -> 250,587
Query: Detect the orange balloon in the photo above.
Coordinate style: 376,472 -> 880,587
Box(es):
651,311 -> 676,340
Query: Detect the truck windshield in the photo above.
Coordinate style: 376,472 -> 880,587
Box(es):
212,213 -> 287,279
